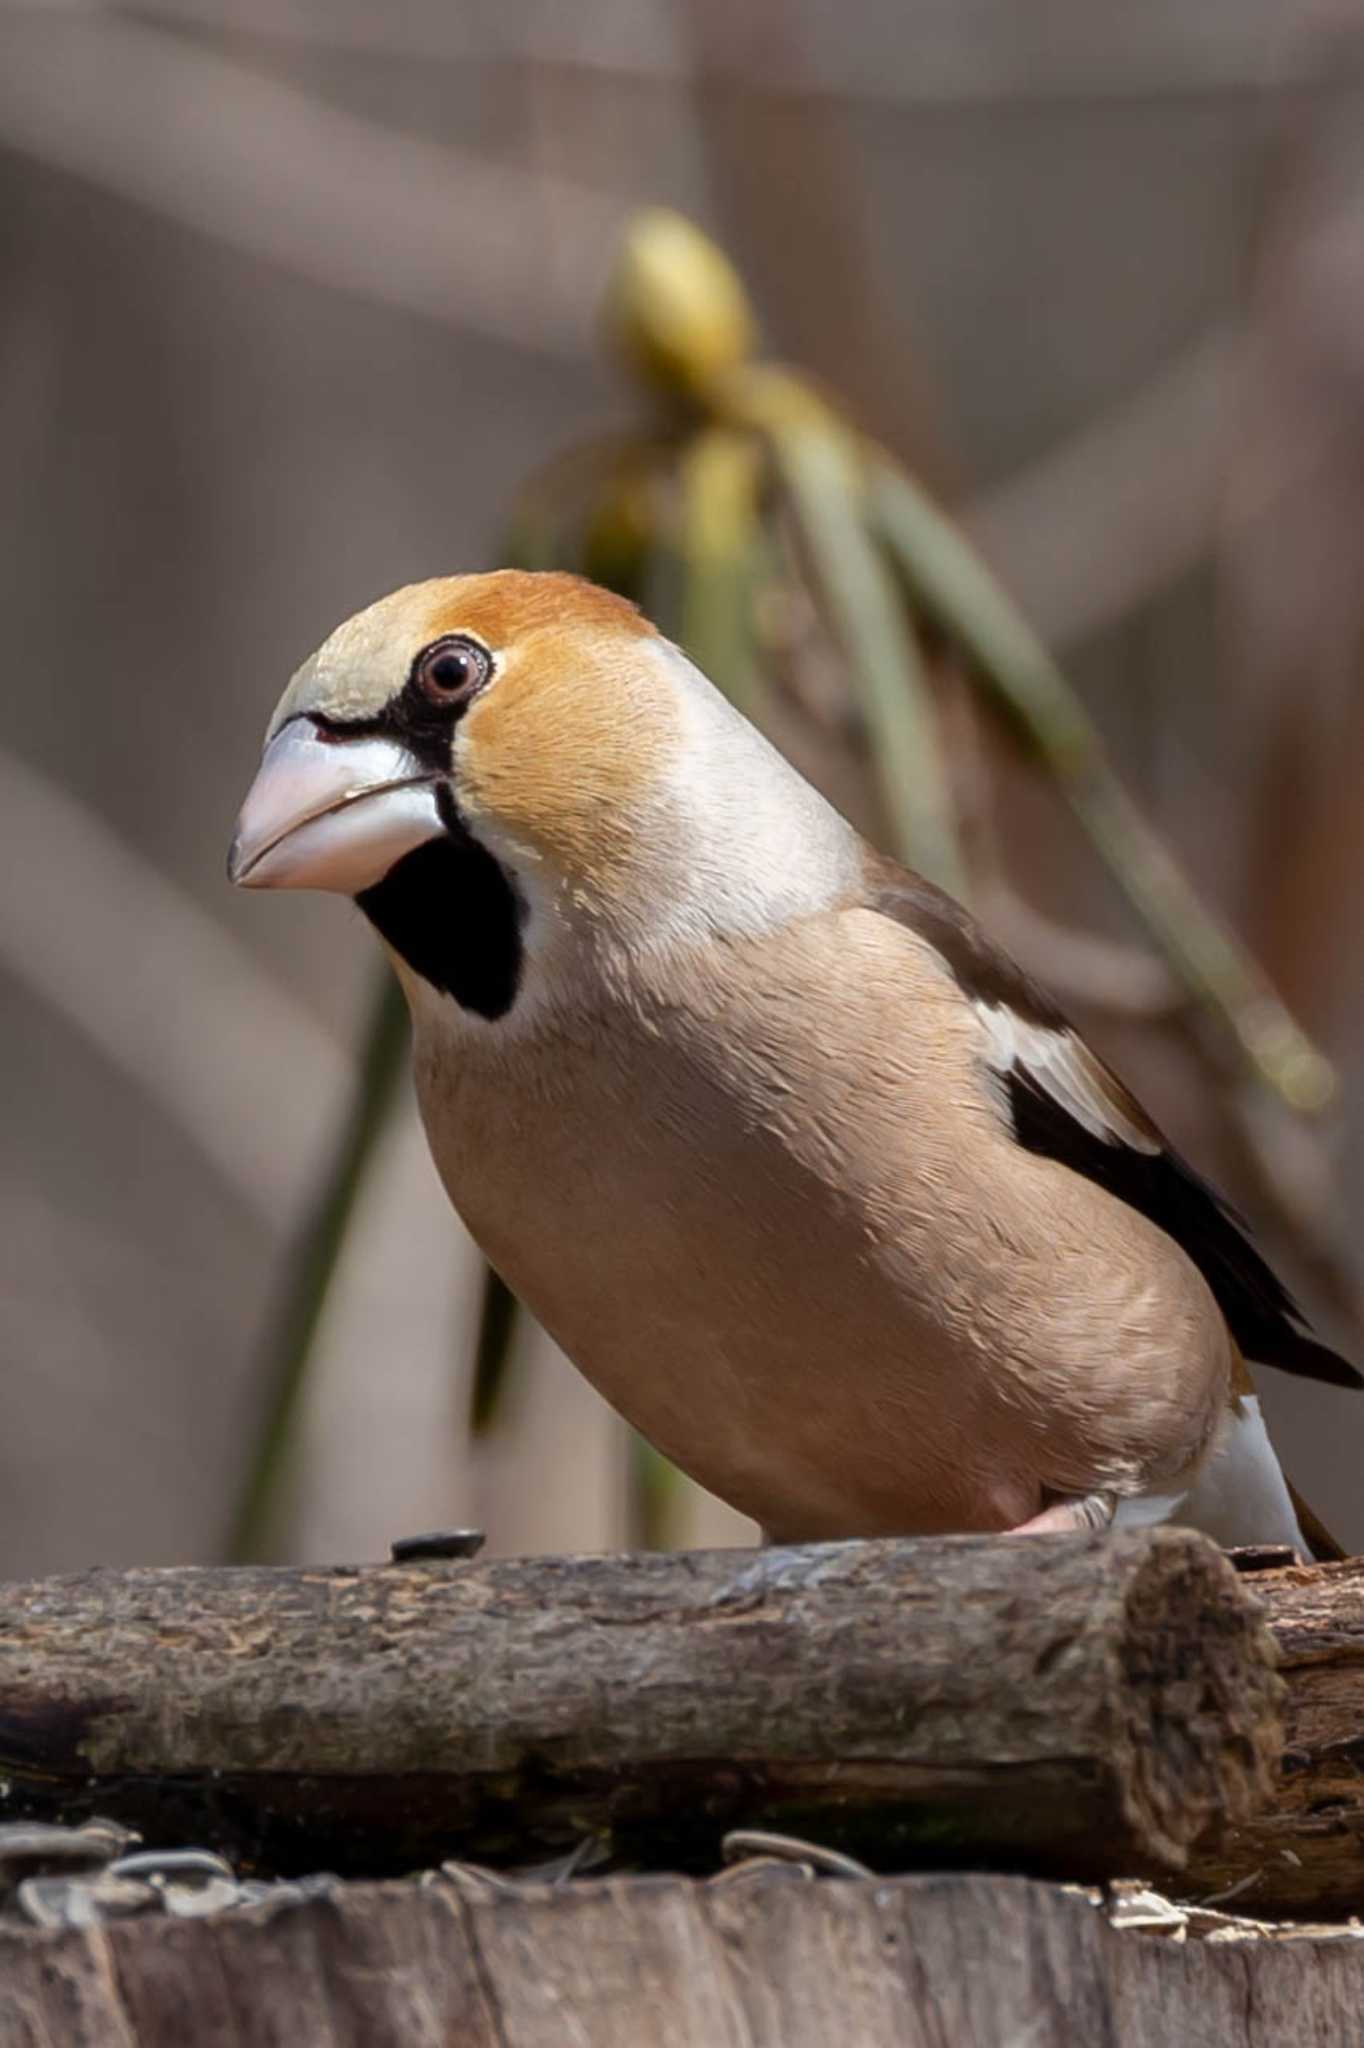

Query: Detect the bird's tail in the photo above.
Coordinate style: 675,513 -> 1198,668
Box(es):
1114,1373 -> 1350,1562
1172,1386 -> 1344,1560
1287,1480 -> 1348,1564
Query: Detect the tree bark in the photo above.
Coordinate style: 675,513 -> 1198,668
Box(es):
1185,1553 -> 1364,1916
0,1531 -> 1279,1885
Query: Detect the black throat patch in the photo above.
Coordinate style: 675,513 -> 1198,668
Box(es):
356,786 -> 524,1021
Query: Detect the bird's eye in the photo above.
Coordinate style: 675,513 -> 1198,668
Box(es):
411,635 -> 491,707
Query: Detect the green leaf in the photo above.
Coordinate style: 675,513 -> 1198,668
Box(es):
772,419 -> 967,897
469,1265 -> 521,1436
627,1431 -> 685,1550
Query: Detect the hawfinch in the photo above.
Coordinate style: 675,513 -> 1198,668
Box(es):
230,572 -> 1359,1554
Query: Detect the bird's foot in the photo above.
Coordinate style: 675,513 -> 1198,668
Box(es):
1008,1490 -> 1117,1536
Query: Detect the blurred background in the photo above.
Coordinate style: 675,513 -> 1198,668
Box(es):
2,0 -> 1362,1575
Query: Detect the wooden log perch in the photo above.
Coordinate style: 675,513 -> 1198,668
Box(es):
0,1531 -> 1280,1887
1187,1554 -> 1364,1918
3,1872 -> 1364,2048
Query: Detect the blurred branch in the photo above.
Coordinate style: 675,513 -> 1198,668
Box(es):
0,744 -> 346,1227
0,8 -> 621,356
20,0 -> 489,59
966,330 -> 1239,653
227,974 -> 408,1563
976,883 -> 1182,1023
516,8 -> 1323,102
59,0 -> 1330,104
1218,75 -> 1364,1028
966,324 -> 1352,656
1231,1086 -> 1364,1353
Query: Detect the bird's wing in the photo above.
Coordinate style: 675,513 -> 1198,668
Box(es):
867,857 -> 1361,1391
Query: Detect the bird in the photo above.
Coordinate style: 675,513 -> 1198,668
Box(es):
229,570 -> 1359,1558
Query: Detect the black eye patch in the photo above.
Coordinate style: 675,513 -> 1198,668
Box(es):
310,632 -> 493,775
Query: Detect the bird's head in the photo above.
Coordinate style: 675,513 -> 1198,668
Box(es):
230,570 -> 854,1020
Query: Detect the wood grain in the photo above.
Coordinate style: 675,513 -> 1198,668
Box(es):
1190,1555 -> 1364,1916
2,1872 -> 1362,2048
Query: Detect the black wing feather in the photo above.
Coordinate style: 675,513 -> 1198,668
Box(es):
1006,1066 -> 1361,1389
869,857 -> 1362,1392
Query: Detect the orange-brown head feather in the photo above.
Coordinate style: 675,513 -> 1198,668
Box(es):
271,569 -> 677,895
258,568 -> 854,946
443,575 -> 678,891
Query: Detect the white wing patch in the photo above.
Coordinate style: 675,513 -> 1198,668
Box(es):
975,1001 -> 1161,1154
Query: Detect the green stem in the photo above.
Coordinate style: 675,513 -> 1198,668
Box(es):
868,457 -> 1334,1113
227,973 -> 409,1561
773,419 -> 966,896
627,1431 -> 684,1550
469,1266 -> 520,1436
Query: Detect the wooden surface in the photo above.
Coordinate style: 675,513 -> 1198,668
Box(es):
0,1531 -> 1279,1881
2,1871 -> 1362,2048
1194,1555 -> 1364,1918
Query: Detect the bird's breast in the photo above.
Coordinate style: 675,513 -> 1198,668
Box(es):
406,915 -> 1228,1537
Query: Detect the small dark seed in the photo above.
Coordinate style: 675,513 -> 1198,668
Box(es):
390,1529 -> 486,1563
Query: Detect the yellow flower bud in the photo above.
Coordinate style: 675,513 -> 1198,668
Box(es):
603,210 -> 757,401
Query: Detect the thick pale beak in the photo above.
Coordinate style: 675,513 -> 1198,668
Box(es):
228,718 -> 444,892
